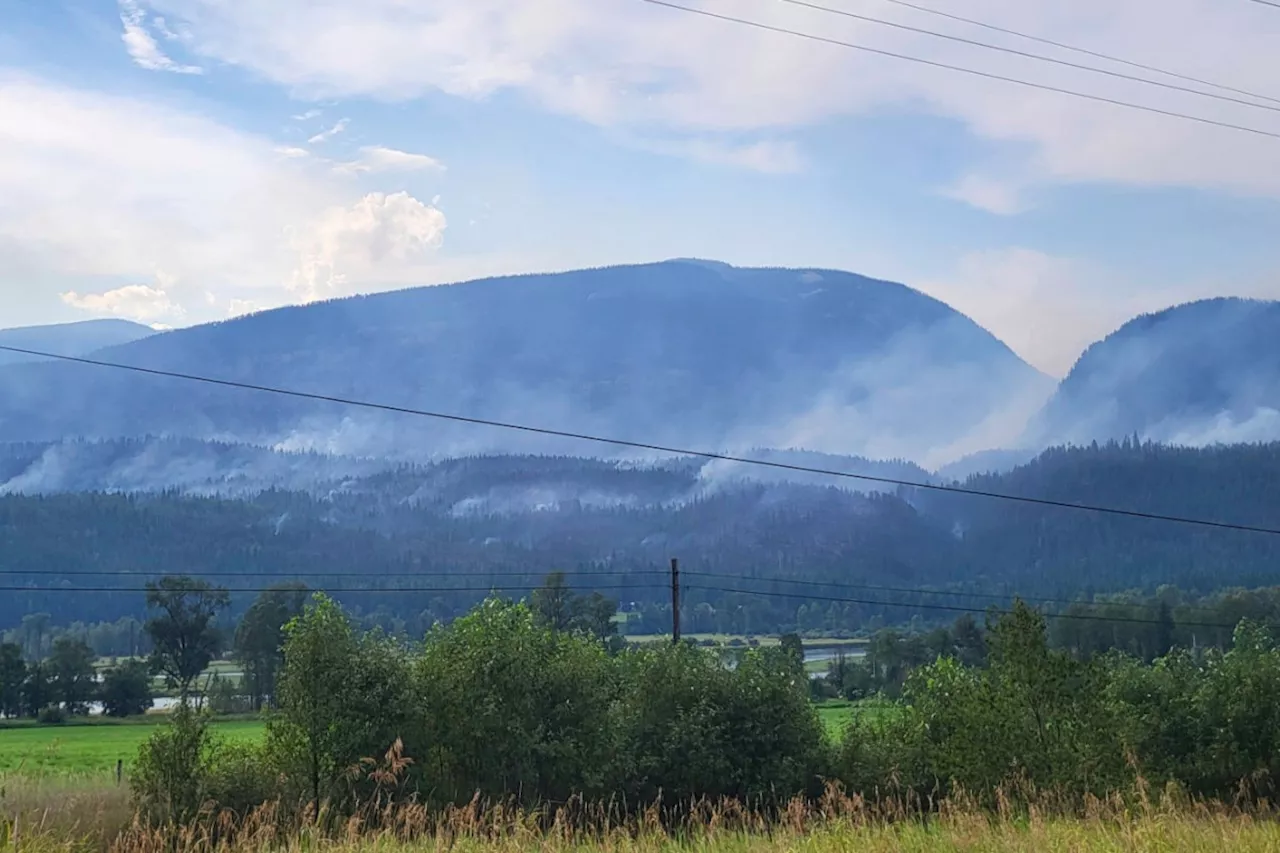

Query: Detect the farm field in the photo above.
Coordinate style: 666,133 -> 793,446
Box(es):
623,634 -> 868,648
813,698 -> 898,738
0,700 -> 875,775
0,718 -> 264,776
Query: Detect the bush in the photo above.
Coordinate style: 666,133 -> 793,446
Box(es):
204,740 -> 282,815
131,703 -> 215,824
412,598 -> 617,805
613,643 -> 825,806
36,705 -> 66,724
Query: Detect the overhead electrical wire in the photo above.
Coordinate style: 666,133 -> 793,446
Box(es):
0,568 -> 668,579
775,0 -> 1280,116
0,583 -> 652,595
0,566 -> 1236,619
684,584 -> 1256,630
635,0 -> 1280,141
863,0 -> 1280,106
9,579 -> 1261,631
680,570 -> 1234,617
2,343 -> 1279,536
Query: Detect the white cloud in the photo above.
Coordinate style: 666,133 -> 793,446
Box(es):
333,146 -> 446,175
132,0 -> 1280,197
292,109 -> 322,121
307,118 -> 348,144
0,73 -> 450,324
118,0 -> 202,74
274,145 -> 310,158
942,174 -> 1028,215
61,284 -> 185,323
289,192 -> 448,301
636,137 -> 804,173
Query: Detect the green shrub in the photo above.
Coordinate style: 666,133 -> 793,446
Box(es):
412,598 -> 617,805
130,703 -> 215,824
36,705 -> 66,725
613,643 -> 825,806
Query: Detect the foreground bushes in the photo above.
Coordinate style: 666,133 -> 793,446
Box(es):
132,594 -> 1280,822
134,594 -> 828,818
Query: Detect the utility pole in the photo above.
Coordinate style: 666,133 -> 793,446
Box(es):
670,558 -> 681,645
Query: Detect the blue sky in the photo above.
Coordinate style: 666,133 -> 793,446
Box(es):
2,0 -> 1280,375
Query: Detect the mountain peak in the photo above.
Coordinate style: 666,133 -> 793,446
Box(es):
0,262 -> 1042,467
0,318 -> 157,366
1033,296 -> 1280,446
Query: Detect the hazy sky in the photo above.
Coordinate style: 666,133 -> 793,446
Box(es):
3,0 -> 1280,375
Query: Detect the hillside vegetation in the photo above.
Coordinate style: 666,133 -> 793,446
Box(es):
4,440 -> 1280,628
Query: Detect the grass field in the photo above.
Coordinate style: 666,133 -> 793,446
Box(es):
1,700 -> 877,775
0,719 -> 264,776
814,698 -> 898,738
624,634 -> 869,648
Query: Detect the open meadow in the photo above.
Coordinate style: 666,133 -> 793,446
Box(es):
0,719 -> 264,776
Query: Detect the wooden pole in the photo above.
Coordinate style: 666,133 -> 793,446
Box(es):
671,558 -> 681,645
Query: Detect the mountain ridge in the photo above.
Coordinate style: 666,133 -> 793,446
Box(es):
0,318 -> 156,366
1032,297 -> 1280,446
0,260 -> 1049,467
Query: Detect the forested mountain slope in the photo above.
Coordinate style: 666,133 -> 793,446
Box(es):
0,319 -> 154,366
0,261 -> 1049,466
5,441 -> 1277,630
1033,298 -> 1280,445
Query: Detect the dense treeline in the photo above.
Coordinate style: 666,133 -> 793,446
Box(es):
131,592 -> 1280,826
5,440 -> 1280,629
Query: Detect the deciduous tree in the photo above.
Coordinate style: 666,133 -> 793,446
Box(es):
145,576 -> 230,702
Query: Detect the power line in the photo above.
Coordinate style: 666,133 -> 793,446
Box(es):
3,343 -> 1280,537
777,0 -> 1280,116
686,584 -> 1251,630
3,580 -> 1257,630
0,568 -> 668,579
1249,0 -> 1280,8
637,0 -> 1280,141
681,570 -> 1231,617
0,583 -> 652,595
865,0 -> 1280,106
0,564 -> 1234,619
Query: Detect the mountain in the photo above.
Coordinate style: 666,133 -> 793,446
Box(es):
0,319 -> 155,366
1032,298 -> 1280,446
0,261 -> 1050,466
0,436 -> 933,501
6,440 -> 1280,630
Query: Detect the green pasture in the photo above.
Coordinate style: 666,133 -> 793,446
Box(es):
0,719 -> 264,776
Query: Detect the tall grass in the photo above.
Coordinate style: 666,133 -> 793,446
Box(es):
0,771 -> 132,852
5,777 -> 1280,853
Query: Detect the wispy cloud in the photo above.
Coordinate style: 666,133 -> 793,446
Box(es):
942,174 -> 1029,216
61,284 -> 186,323
118,0 -> 202,74
307,118 -> 349,145
333,145 -> 445,175
292,109 -> 322,121
134,0 -> 1280,200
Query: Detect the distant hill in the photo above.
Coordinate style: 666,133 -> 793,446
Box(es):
0,319 -> 155,366
1031,298 -> 1280,445
0,436 -> 932,501
6,439 -> 1280,629
0,261 -> 1049,465
934,448 -> 1038,481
